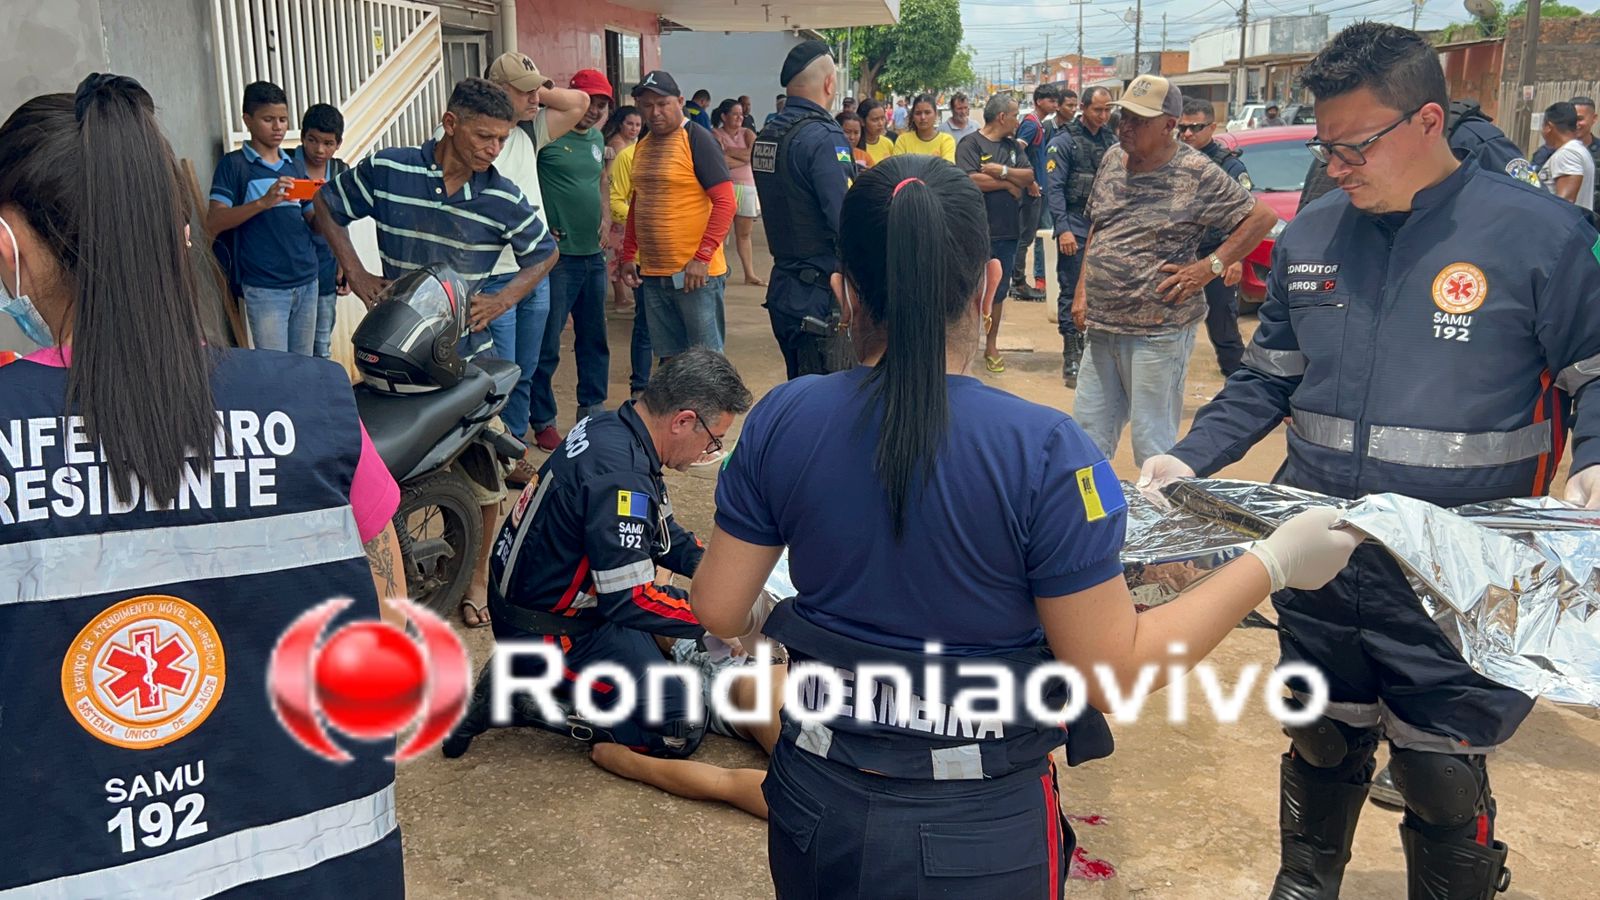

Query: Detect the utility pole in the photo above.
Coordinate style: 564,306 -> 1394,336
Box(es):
1511,0 -> 1542,152
1044,34 -> 1051,83
1235,0 -> 1250,114
1068,0 -> 1087,94
1410,0 -> 1425,30
1162,12 -> 1168,52
1132,0 -> 1143,71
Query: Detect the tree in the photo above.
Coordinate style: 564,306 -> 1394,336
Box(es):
1436,0 -> 1588,42
929,45 -> 977,94
823,0 -> 964,98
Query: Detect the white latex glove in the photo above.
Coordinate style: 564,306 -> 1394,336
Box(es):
1246,507 -> 1363,592
1137,454 -> 1196,491
1563,465 -> 1600,509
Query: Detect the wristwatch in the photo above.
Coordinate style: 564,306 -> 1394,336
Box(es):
1001,165 -> 1009,179
1209,254 -> 1224,276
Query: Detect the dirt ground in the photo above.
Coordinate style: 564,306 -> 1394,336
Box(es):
397,233 -> 1600,899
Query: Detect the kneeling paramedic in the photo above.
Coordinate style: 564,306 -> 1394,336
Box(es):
1142,24 -> 1600,899
443,349 -> 753,758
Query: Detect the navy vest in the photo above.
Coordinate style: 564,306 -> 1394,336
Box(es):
0,350 -> 402,897
764,602 -> 1113,780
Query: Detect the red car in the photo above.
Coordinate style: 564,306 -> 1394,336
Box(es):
1214,124 -> 1317,309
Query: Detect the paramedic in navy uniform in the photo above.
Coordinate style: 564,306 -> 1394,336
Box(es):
688,154 -> 1362,899
0,75 -> 406,897
1142,24 -> 1600,899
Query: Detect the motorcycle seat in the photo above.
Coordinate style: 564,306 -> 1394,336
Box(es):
355,367 -> 495,480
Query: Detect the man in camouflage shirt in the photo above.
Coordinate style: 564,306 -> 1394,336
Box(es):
1069,75 -> 1276,465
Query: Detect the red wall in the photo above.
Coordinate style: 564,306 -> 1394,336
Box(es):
515,0 -> 660,86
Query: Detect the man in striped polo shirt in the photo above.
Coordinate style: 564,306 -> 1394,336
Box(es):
314,75 -> 559,630
313,77 -> 558,329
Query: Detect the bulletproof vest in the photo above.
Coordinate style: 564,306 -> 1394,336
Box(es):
753,108 -> 852,264
0,351 -> 402,897
763,601 -> 1113,780
1062,119 -> 1113,219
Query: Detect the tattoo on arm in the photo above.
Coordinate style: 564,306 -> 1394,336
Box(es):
366,531 -> 398,598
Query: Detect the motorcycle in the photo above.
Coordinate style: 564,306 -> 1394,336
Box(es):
354,356 -> 526,616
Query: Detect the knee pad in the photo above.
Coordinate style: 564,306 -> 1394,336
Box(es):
1285,716 -> 1379,775
1389,749 -> 1490,831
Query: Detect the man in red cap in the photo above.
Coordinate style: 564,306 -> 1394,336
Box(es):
528,70 -> 617,454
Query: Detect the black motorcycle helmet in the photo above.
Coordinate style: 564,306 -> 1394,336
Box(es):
352,265 -> 471,393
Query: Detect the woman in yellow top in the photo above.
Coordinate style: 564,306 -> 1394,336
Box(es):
892,93 -> 957,162
856,99 -> 894,166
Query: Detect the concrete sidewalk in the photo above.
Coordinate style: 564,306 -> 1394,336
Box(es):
397,231 -> 1600,898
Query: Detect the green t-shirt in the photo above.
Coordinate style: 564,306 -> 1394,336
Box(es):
537,126 -> 606,256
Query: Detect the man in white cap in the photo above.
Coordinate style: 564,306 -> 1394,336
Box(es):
1069,73 -> 1276,465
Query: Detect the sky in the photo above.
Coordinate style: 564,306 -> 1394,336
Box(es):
961,0 -> 1476,79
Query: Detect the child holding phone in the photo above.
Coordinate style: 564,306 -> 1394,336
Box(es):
205,80 -> 320,355
293,103 -> 350,359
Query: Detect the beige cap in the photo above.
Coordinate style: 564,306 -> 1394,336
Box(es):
485,52 -> 553,92
1113,74 -> 1183,118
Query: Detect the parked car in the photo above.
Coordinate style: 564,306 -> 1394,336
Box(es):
1225,103 -> 1267,132
1279,103 -> 1316,125
1214,124 -> 1317,310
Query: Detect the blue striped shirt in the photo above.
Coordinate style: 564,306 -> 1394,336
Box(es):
320,139 -> 555,287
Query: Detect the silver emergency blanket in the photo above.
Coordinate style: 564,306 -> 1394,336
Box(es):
1150,479 -> 1600,709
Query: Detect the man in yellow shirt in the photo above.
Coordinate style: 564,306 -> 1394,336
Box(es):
892,94 -> 957,162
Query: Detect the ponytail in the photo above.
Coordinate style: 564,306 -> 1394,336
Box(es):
838,155 -> 990,539
0,75 -> 216,506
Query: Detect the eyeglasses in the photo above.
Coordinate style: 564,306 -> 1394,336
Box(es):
1176,123 -> 1212,134
687,410 -> 724,455
1305,107 -> 1421,166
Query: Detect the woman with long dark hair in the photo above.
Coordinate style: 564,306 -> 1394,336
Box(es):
689,154 -> 1360,897
713,98 -> 765,286
855,98 -> 894,166
891,93 -> 957,161
0,75 -> 406,896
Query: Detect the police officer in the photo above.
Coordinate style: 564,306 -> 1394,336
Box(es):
1142,24 -> 1600,899
0,75 -> 406,896
752,40 -> 856,379
442,349 -> 752,759
1178,96 -> 1252,376
1298,97 -> 1538,212
1045,85 -> 1117,387
689,155 -> 1361,899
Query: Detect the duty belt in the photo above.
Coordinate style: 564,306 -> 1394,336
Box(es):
1289,406 -> 1551,468
493,602 -> 602,637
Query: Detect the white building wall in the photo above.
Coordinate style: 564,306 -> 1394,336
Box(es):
660,31 -> 813,124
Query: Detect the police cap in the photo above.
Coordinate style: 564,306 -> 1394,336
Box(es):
780,40 -> 833,87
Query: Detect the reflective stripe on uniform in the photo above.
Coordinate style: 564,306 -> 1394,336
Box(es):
929,744 -> 985,780
0,507 -> 362,606
1,784 -> 395,899
1367,420 -> 1550,468
1290,408 -> 1356,452
497,474 -> 555,597
590,558 -> 655,594
1242,343 -> 1307,377
1555,351 -> 1600,394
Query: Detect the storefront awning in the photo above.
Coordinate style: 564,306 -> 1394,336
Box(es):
609,0 -> 899,31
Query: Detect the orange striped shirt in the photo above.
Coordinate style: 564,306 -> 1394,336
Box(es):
629,124 -> 732,277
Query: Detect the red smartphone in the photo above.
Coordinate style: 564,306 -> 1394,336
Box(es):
284,178 -> 324,201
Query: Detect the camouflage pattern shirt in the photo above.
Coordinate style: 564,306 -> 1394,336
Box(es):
1083,143 -> 1256,334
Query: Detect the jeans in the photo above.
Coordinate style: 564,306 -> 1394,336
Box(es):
313,292 -> 337,359
470,273 -> 549,437
1012,193 -> 1043,282
630,286 -> 652,392
989,239 -> 1018,304
1073,323 -> 1198,466
640,273 -> 726,357
1056,244 -> 1084,337
242,280 -> 318,355
1202,276 -> 1245,375
533,253 -> 610,430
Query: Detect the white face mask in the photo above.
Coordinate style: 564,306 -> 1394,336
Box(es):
0,217 -> 53,346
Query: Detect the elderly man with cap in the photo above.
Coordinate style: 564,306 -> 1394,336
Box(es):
528,69 -> 618,455
480,53 -> 592,479
750,40 -> 856,379
1069,74 -> 1276,466
620,70 -> 737,369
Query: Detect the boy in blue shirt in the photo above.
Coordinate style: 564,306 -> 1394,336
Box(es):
292,103 -> 350,359
206,81 -> 319,354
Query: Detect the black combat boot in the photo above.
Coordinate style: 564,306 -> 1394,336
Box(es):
1399,824 -> 1511,900
1269,752 -> 1370,899
1062,331 -> 1085,388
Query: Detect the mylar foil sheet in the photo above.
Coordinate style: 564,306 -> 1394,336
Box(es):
1120,482 -> 1254,609
1159,479 -> 1600,709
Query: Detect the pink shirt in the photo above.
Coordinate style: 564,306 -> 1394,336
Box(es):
21,347 -> 399,542
715,126 -> 757,187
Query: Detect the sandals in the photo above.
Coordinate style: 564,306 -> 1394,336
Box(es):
460,598 -> 491,628
984,355 -> 1006,374
505,456 -> 538,488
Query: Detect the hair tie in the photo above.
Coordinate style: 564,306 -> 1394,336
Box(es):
892,177 -> 924,197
